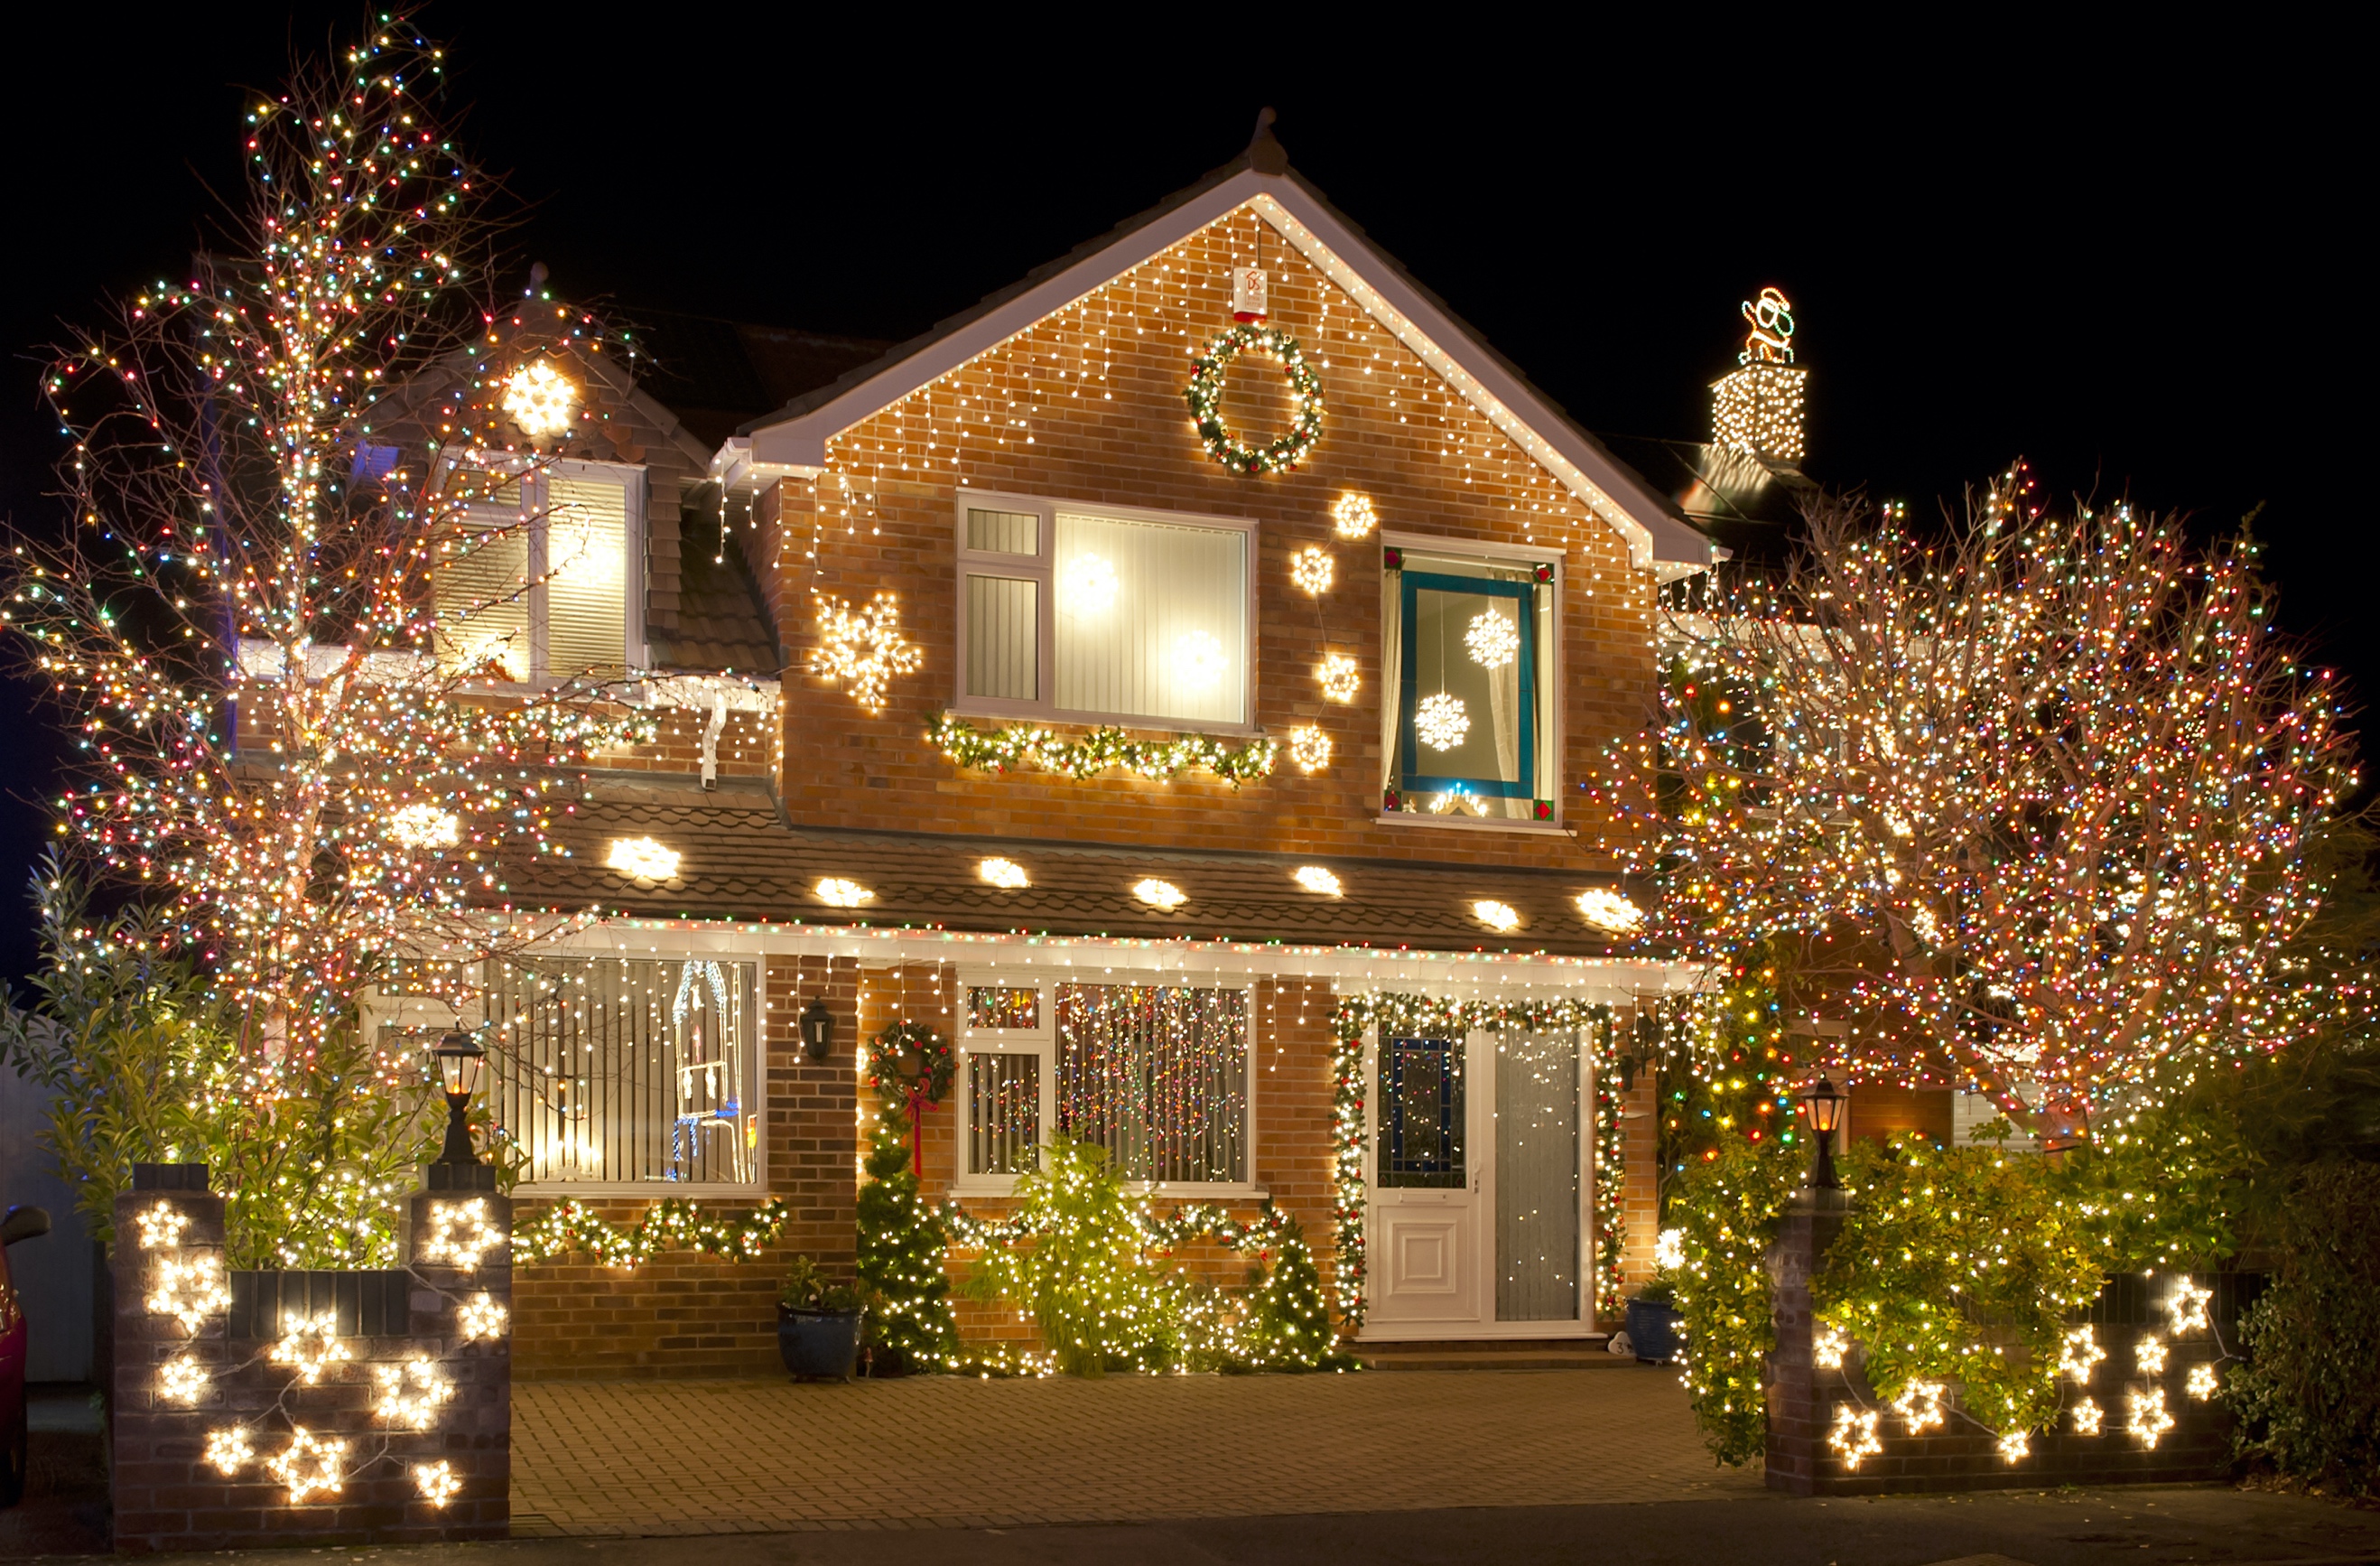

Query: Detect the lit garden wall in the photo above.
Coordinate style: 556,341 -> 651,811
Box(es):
109,1163 -> 510,1552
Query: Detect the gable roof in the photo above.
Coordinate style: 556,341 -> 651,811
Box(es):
722,121 -> 1720,575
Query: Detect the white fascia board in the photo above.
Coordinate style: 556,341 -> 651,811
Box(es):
739,170 -> 1715,572
710,434 -> 823,495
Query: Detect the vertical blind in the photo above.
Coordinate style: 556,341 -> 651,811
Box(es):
488,956 -> 757,1186
1055,983 -> 1247,1183
963,575 -> 1039,700
1052,514 -> 1246,725
965,1053 -> 1041,1177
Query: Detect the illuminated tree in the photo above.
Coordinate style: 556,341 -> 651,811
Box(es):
2,20 -> 649,1066
1605,469 -> 2357,1126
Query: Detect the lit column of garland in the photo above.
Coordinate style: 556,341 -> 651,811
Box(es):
513,1198 -> 789,1267
927,713 -> 1278,786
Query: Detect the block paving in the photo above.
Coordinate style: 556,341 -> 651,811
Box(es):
511,1366 -> 1757,1534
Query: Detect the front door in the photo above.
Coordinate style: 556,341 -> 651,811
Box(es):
1365,1029 -> 1591,1338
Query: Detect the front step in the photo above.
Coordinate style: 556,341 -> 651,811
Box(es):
1358,1336 -> 1640,1372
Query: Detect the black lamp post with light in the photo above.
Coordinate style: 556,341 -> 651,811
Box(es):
427,1029 -> 495,1190
1798,1074 -> 1845,1191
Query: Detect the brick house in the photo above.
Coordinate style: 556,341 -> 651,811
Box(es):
360,121 -> 1772,1376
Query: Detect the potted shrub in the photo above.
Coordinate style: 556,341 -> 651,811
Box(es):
1624,1273 -> 1684,1365
777,1255 -> 865,1381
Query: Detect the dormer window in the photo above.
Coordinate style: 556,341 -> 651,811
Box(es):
435,459 -> 646,683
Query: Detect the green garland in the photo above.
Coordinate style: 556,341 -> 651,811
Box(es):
1330,994 -> 1621,1327
1185,323 -> 1325,474
927,713 -> 1278,786
515,1197 -> 788,1268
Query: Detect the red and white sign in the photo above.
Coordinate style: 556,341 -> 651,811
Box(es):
1231,266 -> 1269,322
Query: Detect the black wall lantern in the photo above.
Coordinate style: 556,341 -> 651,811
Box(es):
800,997 -> 837,1062
430,1029 -> 487,1165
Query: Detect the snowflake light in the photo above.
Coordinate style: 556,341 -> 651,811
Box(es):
1415,693 -> 1469,751
814,878 -> 874,909
1655,1228 -> 1687,1270
1892,1379 -> 1947,1434
809,592 -> 923,713
1473,900 -> 1520,934
1827,1405 -> 1883,1469
1288,724 -> 1333,773
2125,1387 -> 2175,1449
1174,630 -> 1229,688
2071,1396 -> 2105,1436
457,1291 -> 508,1341
414,1459 -> 464,1507
1294,865 -> 1342,897
148,1254 -> 230,1333
387,803 -> 461,850
2058,1325 -> 2105,1383
135,1201 -> 190,1250
204,1426 -> 255,1477
158,1354 -> 209,1404
1464,609 -> 1518,668
1290,546 -> 1334,595
978,857 -> 1030,890
2163,1278 -> 2212,1337
500,359 -> 577,438
607,836 -> 680,881
423,1198 -> 503,1271
2185,1364 -> 2218,1401
2135,1334 -> 2169,1375
374,1356 -> 456,1429
1996,1430 -> 2031,1464
269,1310 -> 353,1385
1317,653 -> 1361,703
265,1426 -> 348,1503
1133,879 -> 1186,910
1063,551 -> 1118,614
1576,890 -> 1644,935
1331,492 -> 1378,538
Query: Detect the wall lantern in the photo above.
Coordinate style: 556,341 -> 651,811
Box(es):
800,997 -> 837,1063
430,1030 -> 487,1166
1799,1074 -> 1846,1190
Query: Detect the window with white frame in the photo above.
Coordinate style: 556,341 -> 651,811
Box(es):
954,494 -> 1252,728
954,975 -> 1253,1191
484,955 -> 759,1189
1381,541 -> 1558,821
434,459 -> 644,683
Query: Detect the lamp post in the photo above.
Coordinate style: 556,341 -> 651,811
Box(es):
800,997 -> 837,1063
1799,1074 -> 1845,1190
430,1030 -> 487,1166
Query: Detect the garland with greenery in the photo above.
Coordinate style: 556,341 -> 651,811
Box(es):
515,1197 -> 789,1267
1184,322 -> 1325,474
1330,993 -> 1620,1327
927,713 -> 1278,786
1665,1135 -> 1799,1465
864,1020 -> 955,1106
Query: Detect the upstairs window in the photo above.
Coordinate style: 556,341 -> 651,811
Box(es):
1382,544 -> 1557,822
435,459 -> 645,683
955,494 -> 1252,729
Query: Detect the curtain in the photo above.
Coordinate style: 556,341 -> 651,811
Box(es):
1381,566 -> 1403,795
1494,1030 -> 1580,1321
1053,514 -> 1245,724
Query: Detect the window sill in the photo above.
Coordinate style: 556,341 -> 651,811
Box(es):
1374,813 -> 1571,835
943,703 -> 1265,741
949,1179 -> 1271,1201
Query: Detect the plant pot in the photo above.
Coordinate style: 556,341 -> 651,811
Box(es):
1624,1298 -> 1682,1365
777,1306 -> 863,1381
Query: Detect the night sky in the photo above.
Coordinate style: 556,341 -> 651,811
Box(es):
0,11 -> 2356,983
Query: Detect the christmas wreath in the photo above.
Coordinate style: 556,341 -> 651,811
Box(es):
1185,323 -> 1325,474
865,1020 -> 955,1107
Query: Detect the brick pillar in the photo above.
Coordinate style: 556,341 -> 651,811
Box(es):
1763,1184 -> 1849,1496
405,1164 -> 511,1540
110,1163 -> 226,1553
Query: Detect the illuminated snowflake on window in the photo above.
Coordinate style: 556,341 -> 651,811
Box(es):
1174,630 -> 1229,688
1317,653 -> 1361,704
810,592 -> 924,714
1288,724 -> 1333,773
1063,552 -> 1118,614
1290,546 -> 1334,595
500,359 -> 577,438
1464,609 -> 1518,668
1414,693 -> 1469,751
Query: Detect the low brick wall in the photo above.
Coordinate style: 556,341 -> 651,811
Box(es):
109,1163 -> 510,1552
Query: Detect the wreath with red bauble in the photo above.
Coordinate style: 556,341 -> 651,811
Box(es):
1184,322 -> 1325,474
864,1021 -> 955,1108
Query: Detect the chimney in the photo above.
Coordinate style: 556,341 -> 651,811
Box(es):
1710,286 -> 1808,465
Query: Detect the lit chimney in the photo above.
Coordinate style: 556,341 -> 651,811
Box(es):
1710,286 -> 1808,465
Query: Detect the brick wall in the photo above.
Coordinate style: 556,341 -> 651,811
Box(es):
1613,1073 -> 1661,1313
767,200 -> 1659,871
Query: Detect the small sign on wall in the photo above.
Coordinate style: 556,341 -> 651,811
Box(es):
1231,266 -> 1269,322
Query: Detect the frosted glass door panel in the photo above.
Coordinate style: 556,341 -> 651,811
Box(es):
964,575 -> 1040,700
1494,1030 -> 1580,1321
1053,513 -> 1245,724
545,471 -> 628,677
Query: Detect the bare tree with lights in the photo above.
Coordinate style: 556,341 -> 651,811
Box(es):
1604,469 -> 2357,1132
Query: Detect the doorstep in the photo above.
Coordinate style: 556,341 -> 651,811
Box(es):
1358,1336 -> 1637,1371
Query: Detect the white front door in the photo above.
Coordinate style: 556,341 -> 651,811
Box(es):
1364,1028 -> 1593,1339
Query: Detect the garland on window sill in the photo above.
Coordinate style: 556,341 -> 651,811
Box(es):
1330,994 -> 1624,1327
927,713 -> 1278,786
514,1197 -> 789,1268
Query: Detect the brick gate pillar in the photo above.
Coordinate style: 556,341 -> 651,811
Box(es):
1763,1184 -> 1848,1496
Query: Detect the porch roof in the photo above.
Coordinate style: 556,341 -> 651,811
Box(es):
520,775 -> 1648,959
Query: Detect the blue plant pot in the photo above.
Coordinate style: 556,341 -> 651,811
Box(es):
777,1308 -> 863,1380
1625,1298 -> 1682,1364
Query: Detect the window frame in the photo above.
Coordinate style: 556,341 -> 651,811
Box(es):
950,489 -> 1261,736
433,452 -> 650,685
951,969 -> 1264,1198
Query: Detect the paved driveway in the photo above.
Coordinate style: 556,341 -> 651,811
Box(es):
511,1366 -> 1758,1535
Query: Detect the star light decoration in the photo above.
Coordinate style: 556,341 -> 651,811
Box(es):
499,359 -> 578,438
158,1355 -> 210,1404
457,1291 -> 509,1341
2185,1364 -> 2219,1401
1813,1327 -> 1850,1370
265,1427 -> 348,1503
269,1310 -> 354,1385
1891,1379 -> 1948,1434
414,1459 -> 464,1507
2126,1387 -> 2175,1449
135,1202 -> 190,1250
148,1254 -> 231,1333
1996,1431 -> 2031,1464
1656,1228 -> 1687,1270
2058,1325 -> 2106,1383
1827,1405 -> 1883,1469
204,1427 -> 255,1477
2135,1334 -> 2170,1375
423,1198 -> 503,1272
2162,1278 -> 2212,1337
1464,609 -> 1518,668
1414,693 -> 1469,751
2071,1397 -> 2105,1436
1288,724 -> 1333,773
1331,493 -> 1378,539
810,592 -> 924,714
373,1356 -> 456,1428
1317,653 -> 1362,704
1290,546 -> 1335,595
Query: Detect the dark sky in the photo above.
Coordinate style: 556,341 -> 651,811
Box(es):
0,10 -> 2358,982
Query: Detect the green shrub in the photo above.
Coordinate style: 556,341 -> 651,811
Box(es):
961,1136 -> 1172,1375
854,1099 -> 960,1373
1667,1135 -> 1799,1465
2228,1161 -> 2380,1495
